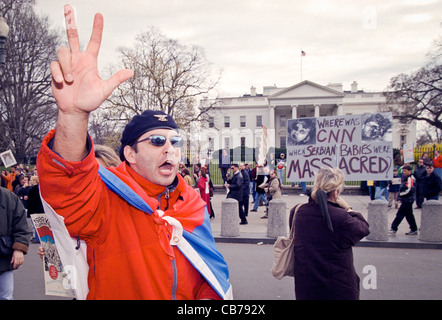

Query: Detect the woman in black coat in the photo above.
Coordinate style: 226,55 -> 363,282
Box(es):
289,167 -> 370,300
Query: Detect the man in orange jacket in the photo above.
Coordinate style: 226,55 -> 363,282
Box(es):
1,167 -> 17,192
37,5 -> 231,300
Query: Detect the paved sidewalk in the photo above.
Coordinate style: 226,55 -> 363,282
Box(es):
12,189 -> 441,300
208,189 -> 442,249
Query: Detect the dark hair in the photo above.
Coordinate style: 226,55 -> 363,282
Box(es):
426,163 -> 434,168
402,165 -> 412,171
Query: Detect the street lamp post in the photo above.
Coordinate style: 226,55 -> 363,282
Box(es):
0,16 -> 10,67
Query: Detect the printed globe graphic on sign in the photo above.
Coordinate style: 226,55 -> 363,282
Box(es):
49,265 -> 58,280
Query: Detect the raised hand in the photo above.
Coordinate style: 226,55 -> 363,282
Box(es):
50,4 -> 133,115
50,5 -> 133,161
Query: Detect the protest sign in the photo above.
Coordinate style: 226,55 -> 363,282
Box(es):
403,142 -> 414,163
31,214 -> 75,298
0,150 -> 17,168
286,113 -> 393,182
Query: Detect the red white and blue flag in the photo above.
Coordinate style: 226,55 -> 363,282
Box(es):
97,165 -> 233,299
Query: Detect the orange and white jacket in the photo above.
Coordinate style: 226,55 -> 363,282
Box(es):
37,129 -> 231,300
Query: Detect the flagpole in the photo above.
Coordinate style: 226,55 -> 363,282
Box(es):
300,52 -> 302,82
300,50 -> 305,82
300,50 -> 306,82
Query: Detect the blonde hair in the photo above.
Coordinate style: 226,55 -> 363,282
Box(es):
311,167 -> 345,202
95,144 -> 121,167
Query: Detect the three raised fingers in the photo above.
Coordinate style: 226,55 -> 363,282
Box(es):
51,5 -> 132,87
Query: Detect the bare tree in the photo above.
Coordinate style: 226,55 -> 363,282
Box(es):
88,111 -> 122,152
416,128 -> 439,146
383,37 -> 442,140
104,27 -> 221,130
0,0 -> 60,163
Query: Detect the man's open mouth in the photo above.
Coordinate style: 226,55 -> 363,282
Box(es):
159,160 -> 174,172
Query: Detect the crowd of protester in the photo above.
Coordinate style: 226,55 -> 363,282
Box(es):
1,164 -> 44,243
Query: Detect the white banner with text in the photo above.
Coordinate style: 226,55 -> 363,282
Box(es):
286,113 -> 394,182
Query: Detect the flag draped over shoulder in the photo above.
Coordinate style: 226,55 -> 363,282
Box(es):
97,165 -> 233,300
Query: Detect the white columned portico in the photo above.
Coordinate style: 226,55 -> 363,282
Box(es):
269,105 -> 275,129
314,104 -> 320,118
337,104 -> 343,115
268,105 -> 276,151
291,105 -> 298,119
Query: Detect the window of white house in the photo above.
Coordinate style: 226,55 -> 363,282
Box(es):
224,116 -> 230,128
280,115 -> 286,128
208,137 -> 214,152
400,135 -> 407,146
256,115 -> 262,127
208,117 -> 215,128
280,136 -> 286,149
240,116 -> 246,128
224,137 -> 230,150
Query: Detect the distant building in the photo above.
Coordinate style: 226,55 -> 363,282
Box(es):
198,80 -> 416,157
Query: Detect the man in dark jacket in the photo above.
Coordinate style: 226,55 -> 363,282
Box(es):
390,165 -> 418,235
226,164 -> 246,224
413,158 -> 427,208
0,187 -> 32,300
240,163 -> 250,218
423,163 -> 442,201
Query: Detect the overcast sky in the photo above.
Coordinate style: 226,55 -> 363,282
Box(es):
34,0 -> 441,97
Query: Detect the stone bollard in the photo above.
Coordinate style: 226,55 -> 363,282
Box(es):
366,199 -> 389,241
419,200 -> 442,242
267,198 -> 287,238
221,198 -> 240,237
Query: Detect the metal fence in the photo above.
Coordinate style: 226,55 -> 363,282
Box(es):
186,161 -> 362,187
413,144 -> 441,162
185,143 -> 442,187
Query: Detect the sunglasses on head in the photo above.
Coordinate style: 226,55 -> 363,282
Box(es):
133,134 -> 184,148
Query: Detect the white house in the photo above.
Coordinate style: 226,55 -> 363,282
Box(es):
199,80 -> 416,156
